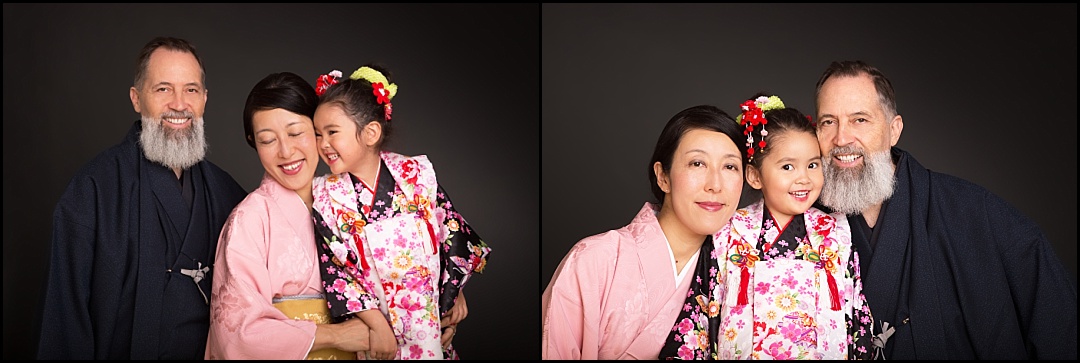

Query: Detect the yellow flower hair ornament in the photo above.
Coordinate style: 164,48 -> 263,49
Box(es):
350,66 -> 398,120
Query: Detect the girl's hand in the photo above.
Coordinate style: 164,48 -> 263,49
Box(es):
440,292 -> 467,350
441,291 -> 468,326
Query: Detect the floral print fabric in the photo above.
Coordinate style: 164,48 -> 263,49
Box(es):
658,235 -> 722,360
312,152 -> 491,360
660,199 -> 874,360
714,200 -> 873,360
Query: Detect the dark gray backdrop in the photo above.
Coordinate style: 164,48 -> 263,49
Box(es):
3,3 -> 539,360
543,4 -> 1077,292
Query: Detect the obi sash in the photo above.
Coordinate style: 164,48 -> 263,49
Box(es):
272,295 -> 356,360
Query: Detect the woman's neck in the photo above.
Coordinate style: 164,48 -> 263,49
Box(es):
656,203 -> 707,262
297,183 -> 313,210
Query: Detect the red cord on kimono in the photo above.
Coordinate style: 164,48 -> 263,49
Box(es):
730,242 -> 759,306
818,245 -> 841,311
826,273 -> 841,311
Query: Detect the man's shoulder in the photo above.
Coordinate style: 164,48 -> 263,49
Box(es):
925,169 -> 997,202
898,148 -> 998,203
54,138 -> 140,222
906,155 -> 1029,225
198,159 -> 241,184
68,137 -> 140,181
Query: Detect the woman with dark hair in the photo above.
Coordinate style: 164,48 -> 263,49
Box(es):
205,72 -> 371,359
542,105 -> 746,359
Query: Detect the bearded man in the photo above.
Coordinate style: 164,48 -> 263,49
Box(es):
38,37 -> 247,359
813,60 -> 1076,360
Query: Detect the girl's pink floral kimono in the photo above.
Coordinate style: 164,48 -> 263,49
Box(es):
708,199 -> 876,359
312,151 -> 491,360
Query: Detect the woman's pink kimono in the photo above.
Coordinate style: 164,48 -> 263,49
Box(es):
542,202 -> 695,359
205,174 -> 332,359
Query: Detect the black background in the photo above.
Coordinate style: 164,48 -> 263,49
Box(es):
543,4 -> 1076,294
5,3 -> 1077,361
4,3 -> 539,360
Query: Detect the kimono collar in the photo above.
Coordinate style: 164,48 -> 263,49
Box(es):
380,151 -> 441,255
314,151 -> 442,255
626,202 -> 665,246
729,199 -> 767,241
319,172 -> 361,217
259,173 -> 313,228
729,199 -> 836,243
380,150 -> 437,203
726,198 -> 846,310
316,151 -> 438,215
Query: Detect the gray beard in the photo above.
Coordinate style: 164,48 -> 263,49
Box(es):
138,113 -> 206,171
820,147 -> 896,215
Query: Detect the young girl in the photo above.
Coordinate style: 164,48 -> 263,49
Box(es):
713,95 -> 875,359
309,65 -> 492,360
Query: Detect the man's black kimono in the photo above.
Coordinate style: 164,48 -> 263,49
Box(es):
840,147 -> 1076,359
38,121 -> 247,359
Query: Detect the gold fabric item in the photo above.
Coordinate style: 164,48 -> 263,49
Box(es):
273,297 -> 357,360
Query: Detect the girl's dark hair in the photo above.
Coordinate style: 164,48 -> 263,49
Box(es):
242,72 -> 318,148
318,64 -> 395,149
648,105 -> 746,203
741,93 -> 817,168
